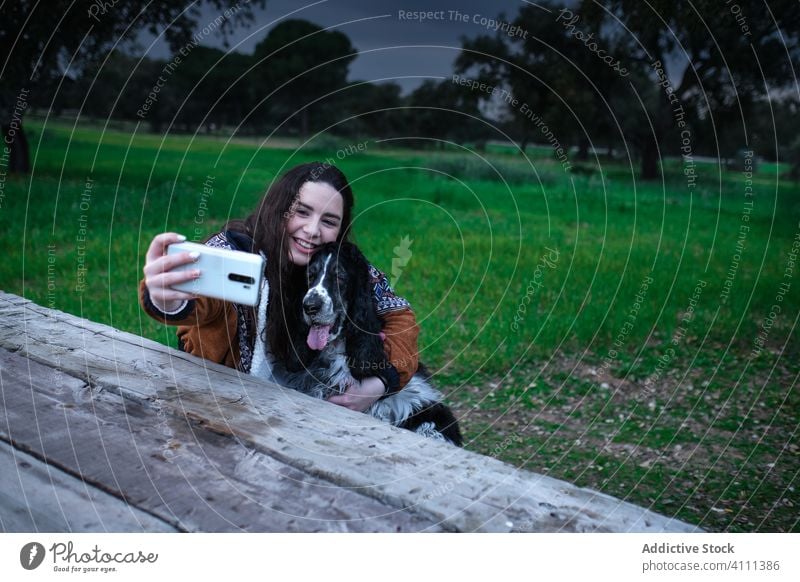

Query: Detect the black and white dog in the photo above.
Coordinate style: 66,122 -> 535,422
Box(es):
269,242 -> 462,446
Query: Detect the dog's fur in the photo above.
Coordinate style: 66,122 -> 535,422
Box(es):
269,242 -> 462,446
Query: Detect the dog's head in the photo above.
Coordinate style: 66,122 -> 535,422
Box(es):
302,242 -> 372,351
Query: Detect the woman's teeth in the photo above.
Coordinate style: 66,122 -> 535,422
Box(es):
295,239 -> 316,249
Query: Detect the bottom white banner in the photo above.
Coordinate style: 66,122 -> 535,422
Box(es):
1,533 -> 797,581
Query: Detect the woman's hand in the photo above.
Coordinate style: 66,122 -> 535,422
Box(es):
327,377 -> 386,412
143,233 -> 201,312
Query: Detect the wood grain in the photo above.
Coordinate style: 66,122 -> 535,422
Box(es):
0,347 -> 443,532
0,441 -> 177,533
0,291 -> 700,532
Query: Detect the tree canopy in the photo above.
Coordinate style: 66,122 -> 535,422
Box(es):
455,0 -> 800,178
5,1 -> 798,178
1,0 -> 265,172
251,19 -> 356,135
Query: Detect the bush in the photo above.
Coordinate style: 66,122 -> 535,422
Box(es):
425,156 -> 557,185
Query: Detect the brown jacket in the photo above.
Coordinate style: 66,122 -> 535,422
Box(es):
138,280 -> 420,390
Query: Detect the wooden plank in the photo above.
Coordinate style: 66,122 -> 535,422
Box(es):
0,291 -> 700,532
0,441 -> 177,533
0,346 -> 443,532
0,343 -> 173,532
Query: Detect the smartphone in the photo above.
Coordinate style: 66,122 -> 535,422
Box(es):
167,241 -> 264,306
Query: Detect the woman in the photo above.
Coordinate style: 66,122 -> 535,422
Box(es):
140,162 -> 419,412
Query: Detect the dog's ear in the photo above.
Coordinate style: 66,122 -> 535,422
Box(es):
339,243 -> 380,332
340,243 -> 390,378
277,266 -> 316,372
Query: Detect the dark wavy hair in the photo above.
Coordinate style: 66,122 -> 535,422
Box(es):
227,162 -> 355,365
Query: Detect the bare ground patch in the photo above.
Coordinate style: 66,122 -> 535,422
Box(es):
448,350 -> 799,532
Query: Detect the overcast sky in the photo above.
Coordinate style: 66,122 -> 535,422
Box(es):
141,0 -> 541,93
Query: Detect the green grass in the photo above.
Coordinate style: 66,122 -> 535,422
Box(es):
2,118 -> 798,532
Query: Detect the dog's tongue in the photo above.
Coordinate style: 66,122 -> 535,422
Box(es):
307,325 -> 331,350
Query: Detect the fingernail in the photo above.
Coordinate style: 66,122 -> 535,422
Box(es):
177,234 -> 187,242
193,270 -> 202,278
189,251 -> 200,261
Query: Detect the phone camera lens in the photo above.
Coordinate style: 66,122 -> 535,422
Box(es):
228,273 -> 256,284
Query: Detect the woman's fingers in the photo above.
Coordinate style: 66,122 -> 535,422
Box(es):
143,231 -> 198,287
326,393 -> 360,410
146,268 -> 200,312
143,251 -> 199,278
327,377 -> 384,412
157,289 -> 197,303
150,268 -> 201,288
145,232 -> 185,264
143,233 -> 202,312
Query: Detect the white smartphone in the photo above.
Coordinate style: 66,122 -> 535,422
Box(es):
167,241 -> 264,306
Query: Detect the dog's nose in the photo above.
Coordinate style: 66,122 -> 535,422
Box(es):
303,294 -> 323,315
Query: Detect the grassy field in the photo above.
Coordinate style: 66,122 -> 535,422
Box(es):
2,118 -> 798,532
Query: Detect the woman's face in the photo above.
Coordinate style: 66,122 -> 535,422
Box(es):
284,181 -> 344,266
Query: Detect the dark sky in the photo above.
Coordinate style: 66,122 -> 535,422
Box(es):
141,0 -> 540,93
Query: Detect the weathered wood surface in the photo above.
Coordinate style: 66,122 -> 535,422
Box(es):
0,441 -> 177,533
0,291 -> 700,532
0,345 -> 441,532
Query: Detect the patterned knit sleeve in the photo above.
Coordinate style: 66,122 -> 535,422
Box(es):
368,265 -> 411,315
366,264 -> 418,392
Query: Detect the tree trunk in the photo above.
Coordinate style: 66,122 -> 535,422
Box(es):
577,137 -> 589,161
519,133 -> 530,153
2,123 -> 30,174
300,109 -> 309,137
640,138 -> 660,180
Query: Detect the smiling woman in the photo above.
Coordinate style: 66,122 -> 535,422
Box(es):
284,181 -> 344,266
139,162 -> 421,414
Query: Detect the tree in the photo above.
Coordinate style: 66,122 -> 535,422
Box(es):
404,79 -> 488,148
455,1 -> 800,179
153,46 -> 253,133
0,0 -> 264,174
334,81 -> 405,138
456,4 -> 624,163
252,19 -> 356,136
69,51 -> 163,122
582,0 -> 800,178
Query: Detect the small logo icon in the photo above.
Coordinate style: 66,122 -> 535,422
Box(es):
20,542 -> 46,570
391,235 -> 414,287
